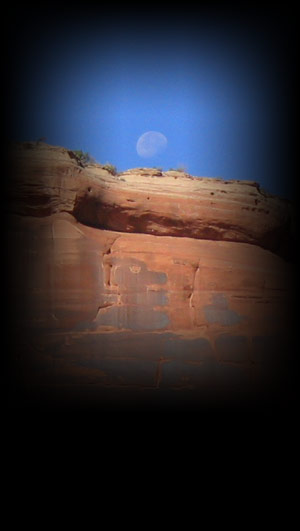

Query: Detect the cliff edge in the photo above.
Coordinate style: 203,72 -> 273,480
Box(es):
8,142 -> 294,258
6,142 -> 296,411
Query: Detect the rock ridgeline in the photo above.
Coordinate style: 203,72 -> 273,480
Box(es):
6,142 -> 295,410
8,141 -> 294,259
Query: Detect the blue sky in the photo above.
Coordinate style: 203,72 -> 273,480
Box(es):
8,8 -> 295,198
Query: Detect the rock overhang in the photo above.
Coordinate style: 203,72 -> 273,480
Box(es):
5,142 -> 296,409
8,141 -> 294,260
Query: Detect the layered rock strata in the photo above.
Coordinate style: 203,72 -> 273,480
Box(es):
6,143 -> 296,410
9,142 -> 293,257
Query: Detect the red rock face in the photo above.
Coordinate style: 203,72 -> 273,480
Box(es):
9,142 -> 294,257
6,143 -> 296,411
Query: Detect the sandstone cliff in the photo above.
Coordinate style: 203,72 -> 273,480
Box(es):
6,142 -> 296,411
9,142 -> 293,257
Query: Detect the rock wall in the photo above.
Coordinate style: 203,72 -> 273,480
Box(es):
6,143 -> 296,411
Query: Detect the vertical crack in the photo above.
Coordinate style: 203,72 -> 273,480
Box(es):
102,236 -> 121,289
190,264 -> 200,324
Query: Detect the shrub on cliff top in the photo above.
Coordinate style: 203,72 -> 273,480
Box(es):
101,163 -> 117,175
71,150 -> 117,175
168,166 -> 186,172
72,150 -> 93,166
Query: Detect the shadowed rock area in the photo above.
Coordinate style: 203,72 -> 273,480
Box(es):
5,142 -> 296,412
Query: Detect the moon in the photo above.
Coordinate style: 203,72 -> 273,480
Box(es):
136,131 -> 168,158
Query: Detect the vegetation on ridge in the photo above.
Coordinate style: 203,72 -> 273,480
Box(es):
72,150 -> 94,166
101,163 -> 118,175
168,166 -> 186,172
72,150 -> 117,175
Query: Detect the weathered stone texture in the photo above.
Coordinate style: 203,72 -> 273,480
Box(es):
8,142 -> 294,257
6,143 -> 296,410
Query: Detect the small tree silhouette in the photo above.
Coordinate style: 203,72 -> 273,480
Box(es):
101,163 -> 117,175
72,150 -> 92,166
71,150 -> 117,174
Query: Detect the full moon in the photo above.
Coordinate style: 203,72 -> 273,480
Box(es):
136,131 -> 168,158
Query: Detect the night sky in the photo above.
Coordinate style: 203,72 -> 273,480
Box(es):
6,6 -> 296,199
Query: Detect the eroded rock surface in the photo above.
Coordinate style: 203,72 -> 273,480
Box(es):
6,143 -> 296,410
8,142 -> 294,257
